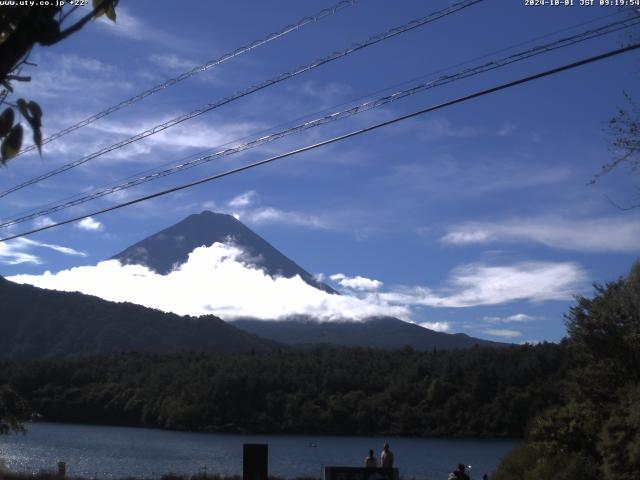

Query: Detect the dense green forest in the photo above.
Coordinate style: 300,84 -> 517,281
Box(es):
0,277 -> 276,359
1,342 -> 566,438
492,262 -> 640,480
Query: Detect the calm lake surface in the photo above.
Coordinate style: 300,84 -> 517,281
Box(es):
0,422 -> 519,480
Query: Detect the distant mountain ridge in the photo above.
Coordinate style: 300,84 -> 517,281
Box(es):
108,210 -> 508,351
0,274 -> 503,359
111,211 -> 336,293
0,276 -> 277,360
232,316 -> 507,350
1,211 -> 509,359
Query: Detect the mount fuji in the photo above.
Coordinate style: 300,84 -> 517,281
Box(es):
111,210 -> 336,294
107,211 -> 506,350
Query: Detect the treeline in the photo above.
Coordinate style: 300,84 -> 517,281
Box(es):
492,262 -> 640,480
1,342 -> 567,438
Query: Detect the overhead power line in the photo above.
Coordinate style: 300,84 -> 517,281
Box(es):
15,0 -> 361,156
0,0 -> 483,198
1,15 -> 637,230
2,42 -> 638,243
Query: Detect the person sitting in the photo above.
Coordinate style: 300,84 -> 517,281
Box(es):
364,449 -> 377,468
448,464 -> 470,480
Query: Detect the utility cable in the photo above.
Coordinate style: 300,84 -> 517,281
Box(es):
0,0 -> 483,198
15,0 -> 361,156
1,15 -> 637,229
1,42 -> 637,243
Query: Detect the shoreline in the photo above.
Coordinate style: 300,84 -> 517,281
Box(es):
17,420 -> 523,442
0,471 -> 308,480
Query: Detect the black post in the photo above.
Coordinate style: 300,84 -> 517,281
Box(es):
243,443 -> 268,480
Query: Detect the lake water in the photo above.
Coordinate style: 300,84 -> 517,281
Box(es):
0,422 -> 519,480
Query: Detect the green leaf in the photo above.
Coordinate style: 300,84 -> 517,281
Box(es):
17,99 -> 42,139
33,126 -> 42,156
25,113 -> 41,131
93,0 -> 116,22
105,3 -> 117,22
27,101 -> 42,120
92,0 -> 104,16
1,124 -> 23,164
16,98 -> 28,119
0,107 -> 14,137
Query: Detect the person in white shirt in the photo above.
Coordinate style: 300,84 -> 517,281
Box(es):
380,443 -> 394,468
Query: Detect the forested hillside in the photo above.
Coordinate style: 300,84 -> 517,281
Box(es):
492,262 -> 640,480
0,277 -> 276,358
0,276 -> 502,357
232,316 -> 505,350
2,343 -> 567,437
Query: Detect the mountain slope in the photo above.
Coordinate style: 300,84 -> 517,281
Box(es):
232,316 -> 507,350
110,211 -> 335,293
3,211 -> 506,357
108,211 -> 503,351
0,277 -> 277,360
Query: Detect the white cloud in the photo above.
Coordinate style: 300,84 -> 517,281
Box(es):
8,243 -> 409,321
0,243 -> 40,265
76,217 -> 104,232
388,157 -> 572,198
442,216 -> 640,252
55,53 -> 113,74
483,329 -> 523,338
97,7 -> 148,40
300,81 -> 353,108
330,273 -> 383,291
228,190 -> 258,208
418,321 -> 451,332
225,191 -> 332,230
21,106 -> 259,166
0,238 -> 86,265
442,231 -> 491,245
301,81 -> 351,99
149,53 -> 197,72
379,261 -> 586,308
32,217 -> 55,229
96,7 -> 184,47
81,115 -> 258,162
94,7 -> 197,55
420,117 -> 483,141
18,238 -> 86,257
247,207 -> 330,230
15,52 -> 130,102
483,313 -> 535,323
497,121 -> 516,137
7,239 -> 585,326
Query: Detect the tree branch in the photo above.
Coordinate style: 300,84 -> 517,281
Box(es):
4,74 -> 31,82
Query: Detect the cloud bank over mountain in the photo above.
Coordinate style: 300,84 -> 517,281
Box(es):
8,242 -> 587,322
9,243 -> 408,321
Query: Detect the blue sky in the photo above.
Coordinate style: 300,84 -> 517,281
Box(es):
1,0 -> 639,343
